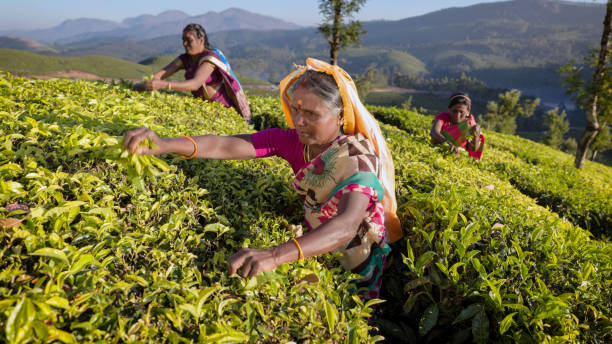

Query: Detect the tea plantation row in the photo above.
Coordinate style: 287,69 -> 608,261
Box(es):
0,75 -> 381,343
367,105 -> 612,238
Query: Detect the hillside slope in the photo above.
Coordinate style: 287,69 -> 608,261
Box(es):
0,48 -> 153,79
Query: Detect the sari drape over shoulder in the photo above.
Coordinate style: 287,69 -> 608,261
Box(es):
292,133 -> 391,299
178,49 -> 251,123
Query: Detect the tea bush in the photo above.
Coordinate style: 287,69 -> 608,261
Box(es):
367,105 -> 612,238
365,105 -> 612,343
0,74 -> 381,343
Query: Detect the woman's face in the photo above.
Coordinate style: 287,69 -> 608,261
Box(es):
449,103 -> 470,124
290,86 -> 343,146
182,30 -> 205,56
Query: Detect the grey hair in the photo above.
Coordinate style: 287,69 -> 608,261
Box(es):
290,70 -> 343,115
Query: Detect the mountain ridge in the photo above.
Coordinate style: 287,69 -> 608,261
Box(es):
1,8 -> 301,44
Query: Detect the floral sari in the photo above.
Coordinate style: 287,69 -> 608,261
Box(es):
434,112 -> 485,160
292,133 -> 390,299
441,120 -> 485,160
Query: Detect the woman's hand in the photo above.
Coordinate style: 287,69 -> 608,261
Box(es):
447,141 -> 461,154
123,127 -> 166,155
133,80 -> 165,92
228,247 -> 279,278
132,83 -> 146,92
472,124 -> 482,136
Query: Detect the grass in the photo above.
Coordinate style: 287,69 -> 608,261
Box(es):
0,49 -> 153,79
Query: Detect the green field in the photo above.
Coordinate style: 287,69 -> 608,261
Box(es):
0,75 -> 610,343
0,49 -> 153,79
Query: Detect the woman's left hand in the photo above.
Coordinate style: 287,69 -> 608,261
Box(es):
228,247 -> 279,278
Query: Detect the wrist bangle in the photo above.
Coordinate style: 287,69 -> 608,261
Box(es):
168,82 -> 172,91
179,136 -> 197,159
291,238 -> 305,261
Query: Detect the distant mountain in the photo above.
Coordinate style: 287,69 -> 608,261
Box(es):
0,36 -> 58,54
121,10 -> 190,27
4,8 -> 301,45
2,19 -> 126,44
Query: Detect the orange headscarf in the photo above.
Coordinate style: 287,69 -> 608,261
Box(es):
280,58 -> 402,242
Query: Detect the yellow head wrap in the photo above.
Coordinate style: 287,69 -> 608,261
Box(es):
280,58 -> 402,242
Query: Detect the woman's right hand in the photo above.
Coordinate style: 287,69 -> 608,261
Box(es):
123,127 -> 166,155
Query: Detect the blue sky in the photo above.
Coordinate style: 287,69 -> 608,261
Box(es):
1,0 -> 606,31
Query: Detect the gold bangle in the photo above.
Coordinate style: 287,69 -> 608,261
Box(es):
168,82 -> 172,91
179,136 -> 197,159
291,238 -> 305,261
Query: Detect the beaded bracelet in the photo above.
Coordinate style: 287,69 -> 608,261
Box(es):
179,136 -> 198,159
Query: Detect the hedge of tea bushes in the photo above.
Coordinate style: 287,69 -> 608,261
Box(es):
366,105 -> 612,238
0,74 -> 382,343
377,122 -> 612,343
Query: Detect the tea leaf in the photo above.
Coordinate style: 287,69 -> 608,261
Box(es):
31,248 -> 70,265
418,303 -> 438,336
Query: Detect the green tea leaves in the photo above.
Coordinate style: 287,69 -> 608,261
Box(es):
31,248 -> 69,265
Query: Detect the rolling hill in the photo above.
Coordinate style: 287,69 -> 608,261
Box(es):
0,48 -> 153,79
0,36 -> 58,54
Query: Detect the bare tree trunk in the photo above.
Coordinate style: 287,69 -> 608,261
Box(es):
591,149 -> 599,161
330,0 -> 342,65
575,0 -> 612,168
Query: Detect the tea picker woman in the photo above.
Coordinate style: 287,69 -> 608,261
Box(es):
132,23 -> 251,122
430,93 -> 484,160
123,58 -> 402,299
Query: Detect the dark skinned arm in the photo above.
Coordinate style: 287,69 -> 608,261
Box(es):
144,61 -> 215,92
123,127 -> 256,160
228,191 -> 370,278
430,119 -> 460,153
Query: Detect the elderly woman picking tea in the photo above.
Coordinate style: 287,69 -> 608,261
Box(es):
123,59 -> 401,299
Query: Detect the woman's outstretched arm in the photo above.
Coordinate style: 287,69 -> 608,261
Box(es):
144,61 -> 215,92
431,119 -> 460,153
123,127 -> 256,160
228,191 -> 370,278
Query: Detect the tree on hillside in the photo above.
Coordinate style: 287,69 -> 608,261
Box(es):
590,124 -> 612,161
481,89 -> 540,134
560,1 -> 612,168
543,107 -> 570,150
318,0 -> 367,65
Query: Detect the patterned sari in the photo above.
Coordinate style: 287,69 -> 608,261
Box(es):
292,133 -> 390,299
441,120 -> 485,160
433,112 -> 485,160
178,50 -> 251,122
